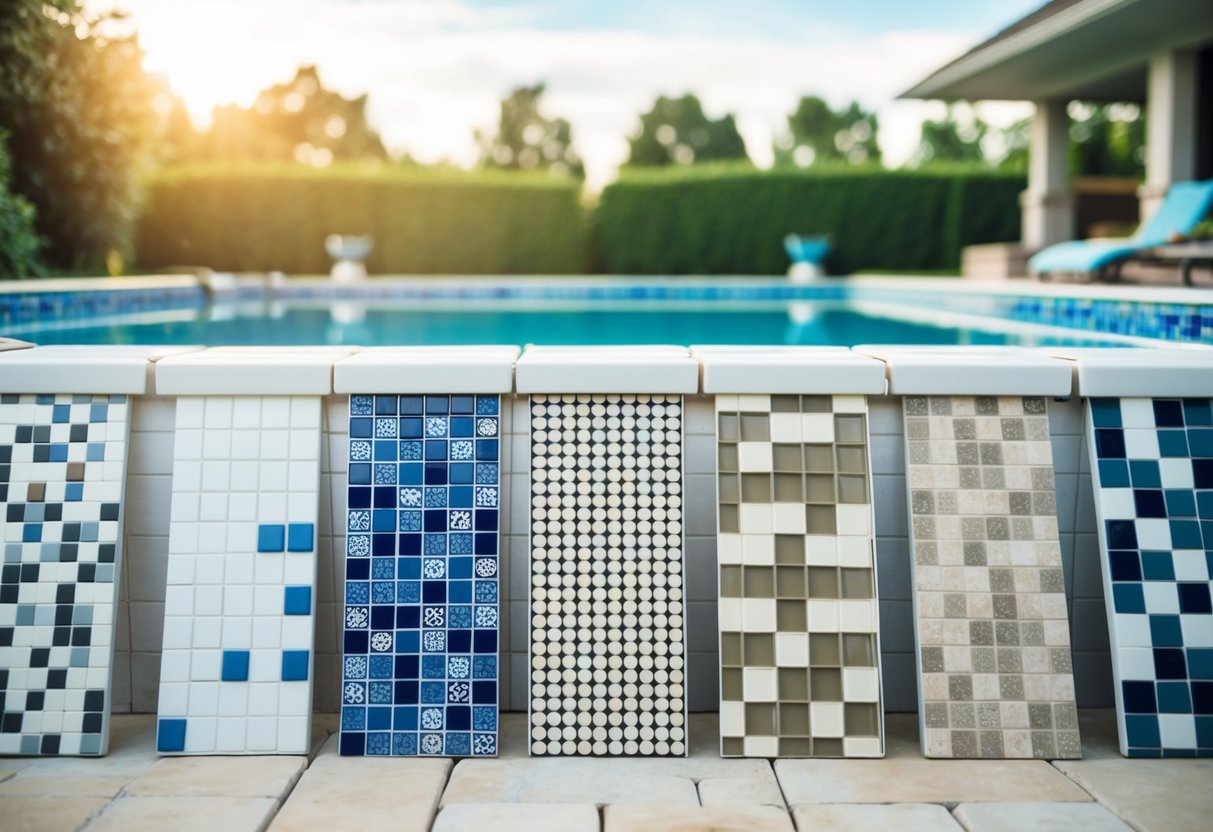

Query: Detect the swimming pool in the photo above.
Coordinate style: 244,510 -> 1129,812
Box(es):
5,275 -> 1210,346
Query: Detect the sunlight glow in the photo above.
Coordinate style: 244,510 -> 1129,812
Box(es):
86,0 -> 1035,187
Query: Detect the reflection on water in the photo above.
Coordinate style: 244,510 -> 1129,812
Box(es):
14,299 -> 1119,348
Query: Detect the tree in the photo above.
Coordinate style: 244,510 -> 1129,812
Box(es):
476,83 -> 584,178
773,96 -> 880,167
1067,102 -> 1144,177
0,131 -> 42,278
185,66 -> 387,165
912,104 -> 988,167
626,94 -> 749,167
0,1 -> 160,271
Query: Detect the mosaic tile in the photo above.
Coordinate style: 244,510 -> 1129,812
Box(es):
903,395 -> 1080,759
0,393 -> 129,756
716,394 -> 883,758
155,396 -> 320,755
529,394 -> 687,756
340,394 -> 499,757
1086,396 -> 1213,757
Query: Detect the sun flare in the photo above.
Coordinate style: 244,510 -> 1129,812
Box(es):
92,0 -> 294,125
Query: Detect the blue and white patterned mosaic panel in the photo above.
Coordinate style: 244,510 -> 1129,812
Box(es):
156,396 -> 321,755
0,393 -> 129,756
340,394 -> 500,757
1087,397 -> 1213,757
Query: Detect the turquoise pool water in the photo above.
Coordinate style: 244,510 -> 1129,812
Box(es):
11,298 -> 1123,347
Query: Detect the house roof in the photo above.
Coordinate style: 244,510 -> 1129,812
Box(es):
901,0 -> 1213,102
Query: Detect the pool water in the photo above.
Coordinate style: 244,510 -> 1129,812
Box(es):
13,299 -> 1123,347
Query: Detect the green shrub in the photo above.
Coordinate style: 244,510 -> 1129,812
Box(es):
0,132 -> 42,279
136,164 -> 587,275
592,165 -> 1024,274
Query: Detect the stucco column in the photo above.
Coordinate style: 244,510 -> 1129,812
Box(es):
1020,98 -> 1074,249
1140,49 -> 1197,221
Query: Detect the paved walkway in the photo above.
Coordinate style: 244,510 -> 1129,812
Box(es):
1,710 -> 1208,831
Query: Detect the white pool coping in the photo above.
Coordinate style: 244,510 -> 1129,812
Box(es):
333,346 -> 519,394
0,343 -> 1207,397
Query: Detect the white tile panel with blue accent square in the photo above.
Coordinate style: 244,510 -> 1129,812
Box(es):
155,396 -> 321,755
0,393 -> 129,756
339,394 -> 499,757
1086,396 -> 1213,757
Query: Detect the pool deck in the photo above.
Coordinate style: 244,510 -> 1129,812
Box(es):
1,710 -> 1209,831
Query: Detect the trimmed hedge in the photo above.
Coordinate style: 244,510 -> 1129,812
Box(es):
135,164 -> 1024,276
135,165 -> 587,274
591,165 -> 1025,274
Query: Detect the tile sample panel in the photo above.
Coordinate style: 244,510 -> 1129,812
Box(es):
904,395 -> 1080,759
339,395 -> 500,757
529,394 -> 687,756
716,394 -> 883,757
0,394 -> 129,756
156,396 -> 320,755
1086,397 -> 1213,757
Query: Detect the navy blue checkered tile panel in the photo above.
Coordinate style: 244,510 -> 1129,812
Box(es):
1087,397 -> 1213,757
340,395 -> 499,757
0,393 -> 129,756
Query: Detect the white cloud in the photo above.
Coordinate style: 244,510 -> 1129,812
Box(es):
91,0 -> 1029,188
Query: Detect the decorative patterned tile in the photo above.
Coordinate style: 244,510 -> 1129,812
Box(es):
155,396 -> 321,755
0,393 -> 129,756
1086,396 -> 1213,757
903,395 -> 1080,759
528,394 -> 688,756
715,394 -> 883,758
339,394 -> 499,757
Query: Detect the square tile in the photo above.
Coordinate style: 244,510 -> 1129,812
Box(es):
1086,396 -> 1213,758
0,393 -> 130,756
529,395 -> 687,756
903,396 -> 1080,759
339,394 -> 499,758
155,396 -> 320,755
717,395 -> 883,758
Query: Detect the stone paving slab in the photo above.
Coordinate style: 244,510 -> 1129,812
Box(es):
432,802 -> 600,832
0,773 -> 129,798
451,714 -> 780,807
603,804 -> 794,831
776,756 -> 1092,805
0,796 -> 110,831
952,802 -> 1134,832
268,733 -> 452,832
792,803 -> 963,831
124,756 -> 307,798
1051,758 -> 1213,832
85,796 -> 280,831
696,776 -> 785,807
442,758 -> 701,807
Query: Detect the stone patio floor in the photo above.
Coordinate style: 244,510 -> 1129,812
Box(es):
0,710 -> 1209,831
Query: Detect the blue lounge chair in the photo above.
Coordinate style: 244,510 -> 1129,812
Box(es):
1029,179 -> 1213,281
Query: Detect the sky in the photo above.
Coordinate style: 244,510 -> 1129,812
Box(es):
90,0 -> 1044,187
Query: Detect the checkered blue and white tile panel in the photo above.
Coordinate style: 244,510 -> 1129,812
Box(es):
339,394 -> 500,757
155,396 -> 321,755
0,393 -> 129,756
1087,397 -> 1213,757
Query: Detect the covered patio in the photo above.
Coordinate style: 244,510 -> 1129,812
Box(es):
903,0 -> 1213,271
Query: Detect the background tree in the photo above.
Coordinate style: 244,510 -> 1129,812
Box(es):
626,94 -> 749,167
185,66 -> 387,165
476,83 -> 584,178
912,104 -> 988,167
1067,101 -> 1144,177
0,132 -> 42,278
0,0 -> 160,271
773,96 -> 880,167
